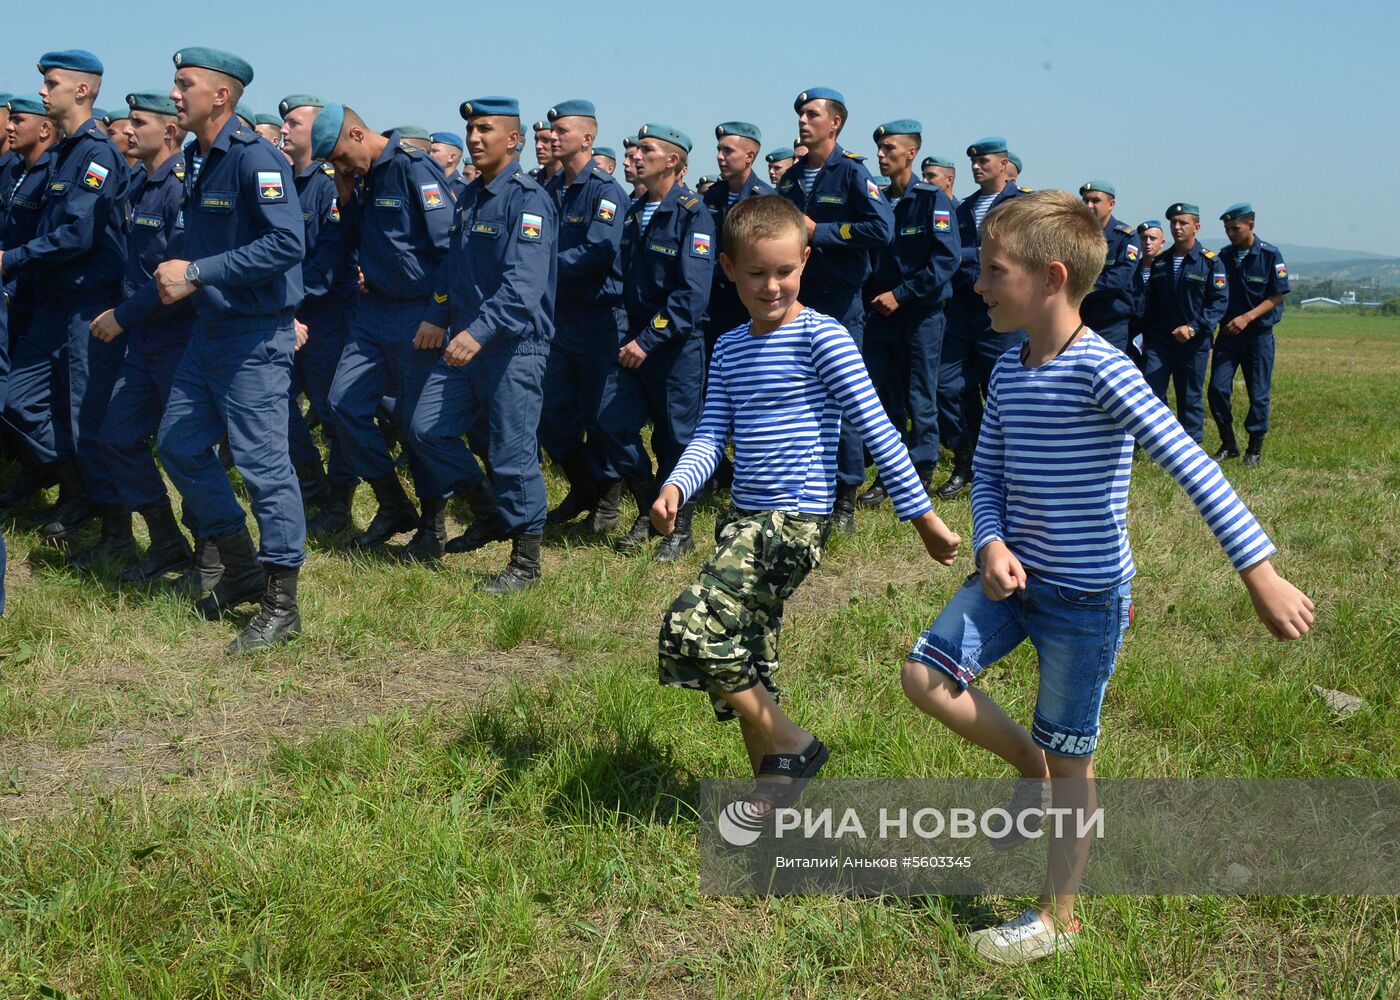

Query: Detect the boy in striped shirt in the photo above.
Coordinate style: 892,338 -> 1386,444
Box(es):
652,196 -> 961,812
901,191 -> 1315,964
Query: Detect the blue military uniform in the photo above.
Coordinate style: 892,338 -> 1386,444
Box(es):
538,156 -> 628,498
938,175 -> 1025,464
1,110 -> 129,522
100,150 -> 195,516
775,139 -> 894,489
153,111 -> 306,565
286,159 -> 356,498
701,168 -> 773,347
599,177 -> 713,495
0,136 -> 55,369
1140,211 -> 1228,444
409,98 -> 556,587
863,174 -> 960,478
1208,218 -> 1289,452
1081,210 -> 1139,352
327,130 -> 452,504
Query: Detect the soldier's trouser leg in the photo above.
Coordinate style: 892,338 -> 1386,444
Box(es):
1207,335 -> 1242,446
649,335 -> 703,484
905,305 -> 946,471
299,313 -> 354,486
862,310 -> 907,444
1098,321 -> 1131,354
1172,340 -> 1211,445
99,337 -> 185,512
805,289 -> 866,487
158,321 -> 305,569
596,358 -> 656,485
966,330 -> 1024,452
1243,332 -> 1274,438
54,294 -> 126,507
936,310 -> 974,454
537,342 -> 587,466
1141,333 -> 1174,414
2,328 -> 63,467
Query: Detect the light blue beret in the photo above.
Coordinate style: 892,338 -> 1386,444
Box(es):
38,50 -> 104,75
310,103 -> 346,160
766,147 -> 795,163
1220,202 -> 1254,221
593,146 -> 617,161
5,94 -> 45,116
547,99 -> 596,120
716,121 -> 761,143
1166,202 -> 1201,219
637,122 -> 691,152
1080,179 -> 1115,197
460,97 -> 520,120
793,87 -> 844,112
873,119 -> 921,141
278,94 -> 324,119
127,92 -> 179,116
921,155 -> 955,170
430,131 -> 464,150
966,136 -> 1007,156
172,47 -> 253,86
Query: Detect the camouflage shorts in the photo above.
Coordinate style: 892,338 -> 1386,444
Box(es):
657,507 -> 830,722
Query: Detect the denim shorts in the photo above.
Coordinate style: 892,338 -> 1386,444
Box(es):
908,572 -> 1132,757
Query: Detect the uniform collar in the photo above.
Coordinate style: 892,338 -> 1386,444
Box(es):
801,142 -> 845,174
61,117 -> 105,146
296,160 -> 325,180
1228,236 -> 1260,259
207,113 -> 244,155
143,152 -> 182,185
481,161 -> 524,196
1105,214 -> 1123,235
373,131 -> 404,171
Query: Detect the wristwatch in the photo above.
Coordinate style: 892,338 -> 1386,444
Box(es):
184,261 -> 201,287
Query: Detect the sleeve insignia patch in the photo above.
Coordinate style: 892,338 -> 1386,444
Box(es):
256,170 -> 284,200
520,212 -> 544,240
83,161 -> 110,190
691,233 -> 712,257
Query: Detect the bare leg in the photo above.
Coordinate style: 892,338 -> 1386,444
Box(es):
1039,751 -> 1094,928
901,661 -> 1048,779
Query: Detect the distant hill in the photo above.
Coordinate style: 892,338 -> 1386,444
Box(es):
1274,243 -> 1397,265
1286,257 -> 1400,290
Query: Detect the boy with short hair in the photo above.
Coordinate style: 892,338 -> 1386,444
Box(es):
900,190 -> 1314,964
652,195 -> 961,809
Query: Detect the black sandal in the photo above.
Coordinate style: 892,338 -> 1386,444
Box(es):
749,738 -> 829,809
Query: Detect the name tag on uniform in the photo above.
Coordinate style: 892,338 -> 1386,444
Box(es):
48,181 -> 69,193
816,194 -> 845,205
12,197 -> 38,210
471,222 -> 501,237
1246,276 -> 1267,284
375,197 -> 403,209
1186,273 -> 1205,283
201,194 -> 233,211
649,242 -> 678,256
900,226 -> 926,236
565,215 -> 586,225
134,213 -> 164,228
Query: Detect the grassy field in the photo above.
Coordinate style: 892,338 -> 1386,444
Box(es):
1,312 -> 1398,998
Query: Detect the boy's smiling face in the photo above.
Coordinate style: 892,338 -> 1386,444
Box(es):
976,236 -> 1040,333
721,232 -> 810,331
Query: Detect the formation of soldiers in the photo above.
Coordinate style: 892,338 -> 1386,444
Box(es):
0,50 -> 1292,651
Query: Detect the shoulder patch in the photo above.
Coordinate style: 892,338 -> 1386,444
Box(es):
519,212 -> 544,241
866,178 -> 880,199
690,232 -> 712,257
651,314 -> 669,330
399,142 -> 422,156
322,162 -> 336,176
596,198 -> 618,223
174,164 -> 185,180
256,171 -> 285,201
419,182 -> 446,210
82,161 -> 111,190
1203,249 -> 1216,258
679,195 -> 700,209
843,150 -> 865,161
1018,186 -> 1035,193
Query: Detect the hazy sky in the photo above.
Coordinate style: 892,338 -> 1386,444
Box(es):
14,0 -> 1397,254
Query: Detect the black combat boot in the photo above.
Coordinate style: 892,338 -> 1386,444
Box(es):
353,472 -> 418,548
653,502 -> 694,562
171,536 -> 224,598
856,477 -> 889,509
0,458 -> 56,510
306,483 -> 355,535
445,482 -> 512,553
615,477 -> 658,553
483,531 -> 542,593
400,496 -> 447,562
1242,433 -> 1264,468
227,565 -> 302,654
70,506 -> 139,568
917,464 -> 936,496
1212,439 -> 1240,462
934,449 -> 973,500
39,462 -> 93,539
546,453 -> 599,525
122,502 -> 194,582
194,528 -> 266,620
832,482 -> 858,535
586,480 -> 623,533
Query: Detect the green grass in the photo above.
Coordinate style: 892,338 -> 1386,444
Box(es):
1,313 -> 1398,997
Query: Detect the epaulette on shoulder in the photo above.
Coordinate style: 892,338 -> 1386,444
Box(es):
1203,249 -> 1217,259
230,128 -> 257,143
510,169 -> 540,189
1018,185 -> 1035,193
321,162 -> 335,176
912,182 -> 939,193
1260,240 -> 1277,253
679,194 -> 700,210
1115,223 -> 1133,235
174,163 -> 185,180
399,142 -> 422,156
843,150 -> 865,161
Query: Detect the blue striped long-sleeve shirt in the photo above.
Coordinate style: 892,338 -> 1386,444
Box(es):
666,308 -> 932,520
972,331 -> 1275,589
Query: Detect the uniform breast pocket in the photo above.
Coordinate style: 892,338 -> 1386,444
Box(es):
467,218 -> 505,259
198,191 -> 236,214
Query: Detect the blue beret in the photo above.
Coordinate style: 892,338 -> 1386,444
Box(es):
310,103 -> 346,160
531,120 -> 550,133
90,108 -> 109,123
716,121 -> 761,143
102,107 -> 130,126
254,113 -> 281,128
1079,179 -> 1115,197
698,175 -> 719,185
126,91 -> 179,116
429,131 -> 464,150
921,155 -> 955,170
966,136 -> 1007,157
278,94 -> 324,119
793,87 -> 845,112
1220,202 -> 1255,221
37,50 -> 104,76
392,125 -> 431,140
636,122 -> 691,152
1166,202 -> 1201,219
1008,152 -> 1023,172
460,97 -> 520,120
1137,219 -> 1165,233
172,47 -> 253,86
873,119 -> 921,141
234,103 -> 255,127
0,93 -> 11,106
593,146 -> 617,161
766,146 -> 795,163
547,99 -> 596,121
622,134 -> 638,149
5,94 -> 45,116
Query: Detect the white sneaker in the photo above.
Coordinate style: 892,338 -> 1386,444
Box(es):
988,777 -> 1052,851
968,908 -> 1080,964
